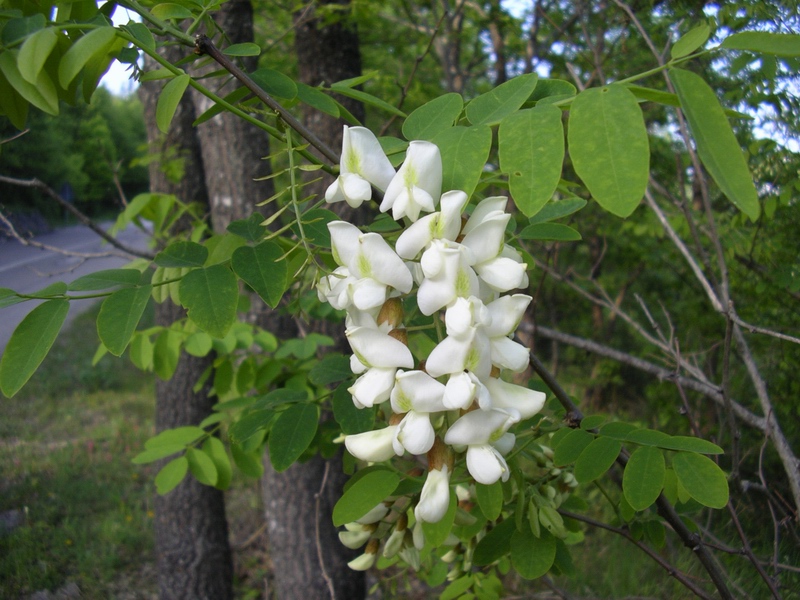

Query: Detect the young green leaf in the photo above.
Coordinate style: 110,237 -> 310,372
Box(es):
231,241 -> 287,308
179,265 -> 239,338
332,470 -> 400,526
223,42 -> 261,57
623,446 -> 665,511
432,125 -> 492,198
669,68 -> 760,220
268,403 -> 319,472
672,452 -> 729,508
0,299 -> 69,397
186,447 -> 218,486
250,67 -> 297,100
511,528 -> 556,580
155,456 -> 189,495
296,82 -> 339,117
145,426 -> 206,449
466,72 -> 538,126
402,93 -> 464,141
153,328 -> 181,380
330,85 -> 407,118
476,481 -> 504,521
721,31 -> 800,57
568,84 -> 649,218
574,436 -> 621,483
129,332 -> 154,371
151,3 -> 193,20
203,437 -> 232,490
58,26 -> 117,88
0,51 -> 59,115
97,285 -> 152,356
518,223 -> 581,241
156,73 -> 191,134
499,105 -> 564,217
18,27 -> 58,84
231,443 -> 264,478
671,23 -> 710,59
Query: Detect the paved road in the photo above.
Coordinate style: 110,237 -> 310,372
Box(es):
0,223 -> 151,355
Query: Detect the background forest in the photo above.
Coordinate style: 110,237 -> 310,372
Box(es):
1,0 -> 799,599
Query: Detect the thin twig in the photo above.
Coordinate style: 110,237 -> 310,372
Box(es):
314,460 -> 336,600
0,175 -> 155,260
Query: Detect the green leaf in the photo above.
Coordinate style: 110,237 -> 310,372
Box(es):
155,456 -> 188,495
2,14 -> 46,45
672,452 -> 729,509
156,74 -> 191,134
68,268 -> 142,291
97,285 -> 151,356
295,82 -> 339,117
268,404 -> 319,472
125,22 -> 155,51
532,78 -> 576,102
511,528 -> 556,580
184,331 -> 213,357
250,67 -> 297,100
432,125 -> 492,198
146,426 -> 205,449
466,72 -> 538,125
18,27 -> 57,84
421,490 -> 457,547
153,327 -> 181,380
0,69 -> 29,129
131,445 -> 184,464
227,213 -> 265,242
229,409 -> 273,443
440,575 -> 473,600
150,3 -> 194,20
568,84 -> 649,218
657,436 -> 723,455
0,288 -> 25,309
332,470 -> 399,526
476,481 -> 504,521
579,414 -> 607,430
330,84 -> 406,118
223,42 -> 261,57
203,437 -> 232,490
671,23 -> 710,59
58,26 -> 117,88
722,31 -> 800,57
332,384 -> 375,435
193,86 -> 250,126
0,300 -> 69,397
669,68 -> 760,220
499,105 -> 564,217
231,241 -> 287,308
180,265 -> 239,338
292,208 -> 338,248
231,443 -> 264,478
186,447 -> 218,486
0,51 -> 59,115
574,436 -> 621,483
553,429 -> 593,466
623,446 -> 665,511
624,428 -> 672,447
402,93 -> 464,141
598,421 -> 638,439
518,223 -> 580,241
473,518 -> 516,566
309,354 -> 352,385
528,198 -> 587,225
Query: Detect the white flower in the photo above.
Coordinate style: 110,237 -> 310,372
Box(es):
329,221 -> 413,310
395,190 -> 468,259
484,377 -> 546,420
345,426 -> 399,462
356,503 -> 389,524
444,408 -> 520,485
390,371 -> 447,456
339,528 -> 371,549
416,240 -> 479,315
326,126 -> 395,208
346,326 -> 414,370
349,367 -> 397,408
484,294 -> 532,372
381,141 -> 443,222
443,371 -> 491,410
415,465 -> 451,523
425,297 -> 492,379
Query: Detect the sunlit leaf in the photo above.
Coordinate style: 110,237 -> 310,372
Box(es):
671,23 -> 710,59
466,72 -> 538,125
433,125 -> 492,198
722,31 -> 800,57
156,73 -> 191,134
403,93 -> 464,141
155,456 -> 188,495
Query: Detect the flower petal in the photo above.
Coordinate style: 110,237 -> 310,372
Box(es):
415,466 -> 451,523
343,126 -> 396,191
462,196 -> 508,235
490,336 -> 530,372
485,378 -> 546,419
346,326 -> 414,369
349,367 -> 396,408
394,411 -> 435,455
466,444 -> 510,484
444,408 -> 518,446
345,426 -> 398,462
390,370 -> 447,414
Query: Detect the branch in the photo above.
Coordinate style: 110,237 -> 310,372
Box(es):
0,175 -> 155,260
194,35 -> 340,166
559,509 -> 716,600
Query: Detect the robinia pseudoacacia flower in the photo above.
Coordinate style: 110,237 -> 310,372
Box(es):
317,126 -> 547,565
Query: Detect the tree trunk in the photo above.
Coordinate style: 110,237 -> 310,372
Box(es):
259,2 -> 367,598
139,38 -> 234,600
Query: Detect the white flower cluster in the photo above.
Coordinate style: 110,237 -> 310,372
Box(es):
317,126 -> 546,565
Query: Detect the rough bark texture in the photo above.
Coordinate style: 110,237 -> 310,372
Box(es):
140,41 -> 234,600
258,2 -> 366,598
190,0 -> 270,234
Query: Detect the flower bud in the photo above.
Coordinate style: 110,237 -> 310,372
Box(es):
388,328 -> 409,346
377,297 -> 404,328
347,538 -> 379,571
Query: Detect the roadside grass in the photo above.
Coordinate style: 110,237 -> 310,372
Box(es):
1,306 -> 157,599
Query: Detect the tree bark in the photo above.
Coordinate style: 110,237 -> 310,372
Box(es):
139,37 -> 234,600
259,2 -> 367,598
